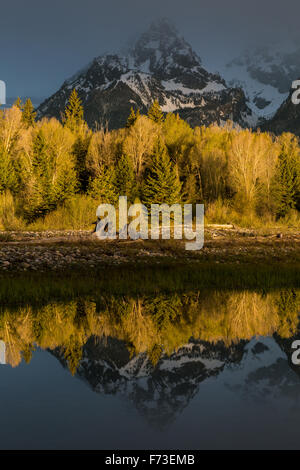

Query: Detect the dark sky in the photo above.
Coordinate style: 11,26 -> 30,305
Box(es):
1,0 -> 299,99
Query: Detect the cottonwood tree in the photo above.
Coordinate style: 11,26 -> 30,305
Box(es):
190,126 -> 232,203
123,115 -> 157,179
228,130 -> 266,211
86,128 -> 121,178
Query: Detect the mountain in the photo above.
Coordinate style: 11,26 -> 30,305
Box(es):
261,83 -> 300,135
51,336 -> 246,428
51,334 -> 300,428
222,43 -> 300,123
37,19 -> 253,129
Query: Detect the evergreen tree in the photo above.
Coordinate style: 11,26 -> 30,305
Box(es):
22,344 -> 34,364
14,97 -> 23,110
24,126 -> 77,221
27,130 -> 52,218
273,134 -> 300,218
22,98 -> 36,128
114,154 -> 136,200
64,335 -> 82,376
63,89 -> 90,192
126,107 -> 140,128
147,100 -> 164,124
88,166 -> 117,204
51,155 -> 78,207
73,133 -> 91,192
64,89 -> 84,131
0,145 -> 17,193
143,138 -> 182,205
148,344 -> 163,367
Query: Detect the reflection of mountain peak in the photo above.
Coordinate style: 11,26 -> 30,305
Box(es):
51,336 -> 246,428
222,336 -> 300,405
49,333 -> 300,428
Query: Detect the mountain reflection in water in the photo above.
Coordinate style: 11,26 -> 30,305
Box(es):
0,289 -> 300,448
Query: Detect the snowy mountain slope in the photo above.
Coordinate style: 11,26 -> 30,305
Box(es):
261,82 -> 300,135
37,19 -> 253,129
221,44 -> 300,122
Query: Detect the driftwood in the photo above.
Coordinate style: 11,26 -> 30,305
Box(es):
206,224 -> 234,229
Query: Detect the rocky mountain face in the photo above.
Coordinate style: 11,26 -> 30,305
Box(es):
37,19 -> 253,129
222,43 -> 300,123
261,83 -> 300,135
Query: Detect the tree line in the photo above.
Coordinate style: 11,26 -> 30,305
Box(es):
0,90 -> 299,228
0,290 -> 298,370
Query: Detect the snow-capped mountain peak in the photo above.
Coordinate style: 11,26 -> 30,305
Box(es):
131,18 -> 202,78
37,19 -> 252,129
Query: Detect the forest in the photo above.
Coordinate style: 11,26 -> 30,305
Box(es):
0,90 -> 299,230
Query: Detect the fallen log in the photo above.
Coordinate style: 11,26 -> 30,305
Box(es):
206,224 -> 234,229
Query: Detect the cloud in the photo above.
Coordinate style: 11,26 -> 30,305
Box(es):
0,0 -> 298,98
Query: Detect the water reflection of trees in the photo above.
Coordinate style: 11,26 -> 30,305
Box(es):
0,290 -> 299,372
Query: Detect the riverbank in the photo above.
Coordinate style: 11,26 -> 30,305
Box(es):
0,228 -> 299,272
0,228 -> 298,305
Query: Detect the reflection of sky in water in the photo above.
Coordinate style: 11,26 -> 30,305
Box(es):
0,334 -> 300,449
0,289 -> 299,449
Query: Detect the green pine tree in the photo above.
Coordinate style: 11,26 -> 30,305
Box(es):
22,344 -> 35,364
273,135 -> 300,218
24,131 -> 50,222
182,173 -> 199,204
143,138 -> 182,205
88,166 -> 117,204
0,145 -> 17,193
22,98 -> 36,128
148,344 -> 163,367
64,89 -> 84,131
126,107 -> 140,128
24,129 -> 77,221
64,335 -> 83,376
73,133 -> 91,192
27,130 -> 52,219
147,100 -> 164,124
14,97 -> 23,110
114,154 -> 136,200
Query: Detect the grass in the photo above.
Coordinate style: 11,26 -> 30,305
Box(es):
205,199 -> 300,230
0,193 -> 299,233
0,261 -> 299,307
27,195 -> 96,231
0,232 -> 14,242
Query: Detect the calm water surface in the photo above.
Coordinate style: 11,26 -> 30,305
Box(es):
0,289 -> 299,449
